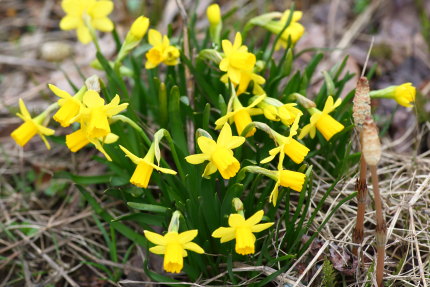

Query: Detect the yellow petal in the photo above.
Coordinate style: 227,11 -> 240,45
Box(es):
197,136 -> 217,155
185,153 -> 209,165
119,145 -> 142,165
89,1 -> 113,18
212,226 -> 235,243
18,99 -> 31,119
144,230 -> 166,245
232,32 -> 242,49
251,222 -> 274,233
77,26 -> 92,44
92,18 -> 114,32
178,230 -> 198,243
217,123 -> 232,145
202,162 -> 218,178
59,15 -> 81,30
228,213 -> 245,227
149,245 -> 166,254
183,242 -> 204,254
11,121 -> 38,147
148,29 -> 162,46
245,210 -> 264,226
221,39 -> 233,54
66,129 -> 90,152
151,163 -> 177,175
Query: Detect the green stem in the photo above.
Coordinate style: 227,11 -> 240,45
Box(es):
163,131 -> 186,183
110,115 -> 151,147
84,16 -> 101,53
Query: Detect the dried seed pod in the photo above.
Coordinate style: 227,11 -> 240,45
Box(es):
353,77 -> 371,130
39,41 -> 72,62
85,75 -> 101,92
362,116 -> 381,166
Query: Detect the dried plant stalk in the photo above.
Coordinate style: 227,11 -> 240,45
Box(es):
352,77 -> 371,256
362,117 -> 385,287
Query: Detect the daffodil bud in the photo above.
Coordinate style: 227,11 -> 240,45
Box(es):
168,211 -> 182,233
128,16 -> 150,42
353,77 -> 371,130
232,198 -> 244,215
362,117 -> 381,166
207,4 -> 221,25
207,4 -> 222,44
369,83 -> 416,107
117,16 -> 150,63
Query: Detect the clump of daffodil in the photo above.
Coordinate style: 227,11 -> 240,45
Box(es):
65,90 -> 128,160
119,143 -> 176,188
116,16 -> 150,63
220,32 -> 265,95
252,96 -> 302,126
260,115 -> 310,165
48,84 -> 85,127
11,99 -> 55,149
299,96 -> 344,141
212,198 -> 274,255
145,29 -> 180,69
185,123 -> 245,179
215,91 -> 266,137
369,82 -> 416,108
59,0 -> 114,44
207,3 -> 222,44
144,211 -> 204,273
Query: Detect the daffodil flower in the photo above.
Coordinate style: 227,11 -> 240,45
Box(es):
299,96 -> 344,141
219,32 -> 265,95
264,10 -> 305,50
145,29 -> 180,69
11,99 -> 55,149
269,168 -> 306,205
369,82 -> 416,108
215,95 -> 266,137
119,144 -> 177,188
116,16 -> 150,63
212,210 -> 274,255
59,0 -> 114,44
252,96 -> 302,126
75,90 -> 128,139
260,114 -> 309,165
185,123 -> 245,179
48,84 -> 84,127
144,229 -> 204,273
66,129 -> 118,161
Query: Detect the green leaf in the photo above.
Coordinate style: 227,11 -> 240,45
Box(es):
127,202 -> 169,213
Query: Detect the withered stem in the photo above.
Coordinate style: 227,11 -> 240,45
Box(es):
370,165 -> 386,287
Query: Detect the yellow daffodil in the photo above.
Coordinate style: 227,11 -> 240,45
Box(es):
270,169 -> 306,204
264,11 -> 305,50
48,84 -> 84,127
66,129 -> 118,161
212,210 -> 274,255
260,114 -> 309,165
369,82 -> 416,108
219,32 -> 265,95
185,123 -> 245,179
207,4 -> 221,25
11,99 -> 55,149
145,29 -> 180,69
299,96 -> 344,141
253,96 -> 302,126
76,90 -> 128,138
59,0 -> 114,44
215,95 -> 266,137
119,144 -> 176,188
144,229 -> 204,273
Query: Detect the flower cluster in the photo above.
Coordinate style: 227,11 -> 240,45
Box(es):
9,0 -> 418,278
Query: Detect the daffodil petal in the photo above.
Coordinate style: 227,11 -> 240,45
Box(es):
228,213 -> 245,227
119,145 -> 142,165
183,242 -> 204,254
144,230 -> 166,245
251,222 -> 274,233
149,245 -> 166,254
245,210 -> 264,226
178,230 -> 198,243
